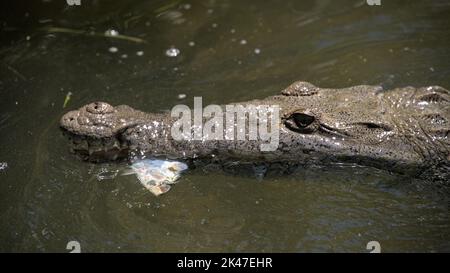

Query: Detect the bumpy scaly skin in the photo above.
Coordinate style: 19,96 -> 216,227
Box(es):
60,82 -> 450,179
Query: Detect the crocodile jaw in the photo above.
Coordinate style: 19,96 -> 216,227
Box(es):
60,102 -> 140,162
61,130 -> 130,162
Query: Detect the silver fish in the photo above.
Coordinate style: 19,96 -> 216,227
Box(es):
123,159 -> 188,196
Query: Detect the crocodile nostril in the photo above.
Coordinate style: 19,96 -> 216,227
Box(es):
86,102 -> 114,114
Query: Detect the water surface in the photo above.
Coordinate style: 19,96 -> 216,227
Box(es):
0,0 -> 449,252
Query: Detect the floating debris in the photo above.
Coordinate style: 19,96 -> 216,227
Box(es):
177,94 -> 187,99
154,0 -> 182,14
123,159 -> 188,196
5,64 -> 26,81
63,92 -> 72,108
254,48 -> 261,54
0,162 -> 7,171
188,41 -> 195,47
39,19 -> 53,24
240,39 -> 247,45
158,10 -> 185,24
40,27 -> 147,44
165,47 -> 180,57
136,51 -> 144,56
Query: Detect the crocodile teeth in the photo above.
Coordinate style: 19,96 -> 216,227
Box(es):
112,141 -> 121,149
88,148 -> 103,156
77,140 -> 89,151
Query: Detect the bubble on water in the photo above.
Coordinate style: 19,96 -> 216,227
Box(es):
108,47 -> 118,53
254,48 -> 261,54
136,51 -> 144,56
188,41 -> 195,46
165,47 -> 180,57
0,162 -> 8,171
240,39 -> 247,45
178,94 -> 187,99
104,29 -> 119,37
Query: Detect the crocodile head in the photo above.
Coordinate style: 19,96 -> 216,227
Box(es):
60,82 -> 449,177
60,102 -> 150,161
260,81 -> 449,174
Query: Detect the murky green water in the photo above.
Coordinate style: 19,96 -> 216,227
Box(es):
1,0 -> 449,252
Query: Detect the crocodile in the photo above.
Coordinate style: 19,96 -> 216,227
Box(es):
60,81 -> 450,181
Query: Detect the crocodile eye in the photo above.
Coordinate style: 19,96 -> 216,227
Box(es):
284,112 -> 316,133
292,113 -> 315,128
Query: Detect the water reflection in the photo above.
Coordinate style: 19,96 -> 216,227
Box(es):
0,0 -> 449,252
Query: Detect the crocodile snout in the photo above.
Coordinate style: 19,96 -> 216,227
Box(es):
60,110 -> 80,131
60,101 -> 118,137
